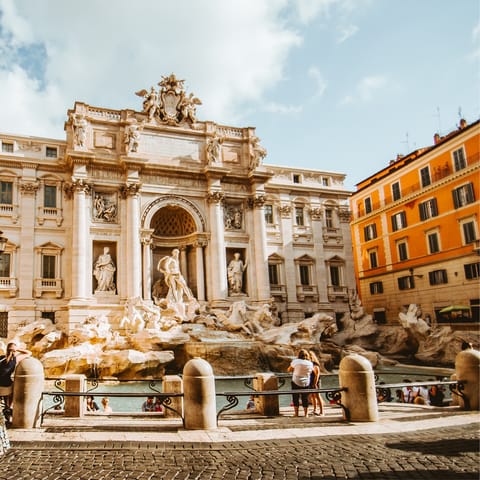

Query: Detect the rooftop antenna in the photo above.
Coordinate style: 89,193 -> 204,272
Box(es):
434,106 -> 442,135
401,132 -> 410,153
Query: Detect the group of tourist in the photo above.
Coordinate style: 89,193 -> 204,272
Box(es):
393,380 -> 445,406
141,396 -> 164,413
288,349 -> 325,417
85,396 -> 112,413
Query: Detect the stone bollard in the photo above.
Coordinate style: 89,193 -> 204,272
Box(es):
455,348 -> 480,410
183,358 -> 217,430
162,375 -> 183,419
11,357 -> 45,428
253,373 -> 279,416
339,354 -> 378,422
64,374 -> 87,417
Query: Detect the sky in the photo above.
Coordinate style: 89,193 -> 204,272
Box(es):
0,0 -> 478,190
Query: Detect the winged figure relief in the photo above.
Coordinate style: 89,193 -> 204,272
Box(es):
135,86 -> 159,120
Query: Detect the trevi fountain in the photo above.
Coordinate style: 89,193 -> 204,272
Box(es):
2,247 -> 478,380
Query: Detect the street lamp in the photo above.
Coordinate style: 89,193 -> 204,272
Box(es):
0,231 -> 8,253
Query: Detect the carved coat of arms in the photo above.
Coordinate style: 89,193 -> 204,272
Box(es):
135,74 -> 202,126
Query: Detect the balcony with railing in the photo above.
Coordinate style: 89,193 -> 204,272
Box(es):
269,284 -> 287,302
37,206 -> 64,226
327,285 -> 349,302
34,278 -> 63,298
296,284 -> 319,302
0,277 -> 17,297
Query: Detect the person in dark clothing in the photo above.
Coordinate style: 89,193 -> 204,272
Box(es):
0,342 -> 32,410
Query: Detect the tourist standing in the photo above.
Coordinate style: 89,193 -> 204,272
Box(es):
288,349 -> 313,417
0,342 -> 32,411
308,350 -> 325,416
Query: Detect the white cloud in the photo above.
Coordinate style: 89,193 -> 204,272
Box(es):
337,24 -> 358,43
340,75 -> 388,105
0,0 -> 302,137
473,21 -> 480,40
263,102 -> 302,114
308,66 -> 327,98
295,0 -> 339,23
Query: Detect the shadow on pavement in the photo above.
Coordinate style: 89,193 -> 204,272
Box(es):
386,438 -> 480,456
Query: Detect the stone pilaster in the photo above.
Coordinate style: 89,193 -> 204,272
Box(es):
249,194 -> 270,301
70,179 -> 90,300
141,230 -> 154,301
194,239 -> 207,301
122,183 -> 142,299
206,191 -> 227,301
18,181 -> 39,299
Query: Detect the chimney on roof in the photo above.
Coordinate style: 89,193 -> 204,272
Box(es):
459,118 -> 467,129
434,133 -> 441,144
396,154 -> 403,161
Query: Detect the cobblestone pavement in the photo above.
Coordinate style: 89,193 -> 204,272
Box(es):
0,424 -> 478,480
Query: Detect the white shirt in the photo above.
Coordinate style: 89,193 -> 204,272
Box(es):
290,358 -> 313,387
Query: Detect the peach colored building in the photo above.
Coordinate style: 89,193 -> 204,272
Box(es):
350,119 -> 480,327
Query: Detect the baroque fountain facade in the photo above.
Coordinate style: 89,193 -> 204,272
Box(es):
1,74 -> 477,377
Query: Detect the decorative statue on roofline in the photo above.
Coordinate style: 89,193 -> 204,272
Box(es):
135,73 -> 202,127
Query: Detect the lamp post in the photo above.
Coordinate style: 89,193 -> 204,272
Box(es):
0,231 -> 7,253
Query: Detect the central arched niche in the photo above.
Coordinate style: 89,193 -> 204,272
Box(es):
150,205 -> 199,299
151,205 -> 197,237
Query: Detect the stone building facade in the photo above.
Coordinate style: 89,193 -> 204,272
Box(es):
0,75 -> 354,338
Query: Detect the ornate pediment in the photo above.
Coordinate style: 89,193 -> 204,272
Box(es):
135,74 -> 202,127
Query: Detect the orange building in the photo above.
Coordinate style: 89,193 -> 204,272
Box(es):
350,118 -> 479,328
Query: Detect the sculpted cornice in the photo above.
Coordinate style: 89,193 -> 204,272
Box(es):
19,181 -> 40,195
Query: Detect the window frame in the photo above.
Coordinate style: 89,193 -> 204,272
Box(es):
369,281 -> 384,294
429,269 -> 448,285
452,183 -> 475,209
397,240 -> 409,261
420,166 -> 431,188
364,197 -> 372,214
391,211 -> 407,231
368,249 -> 378,269
464,262 -> 480,280
461,219 -> 477,245
364,223 -> 377,241
419,197 -> 438,221
264,204 -> 274,225
398,275 -> 415,290
294,206 -> 305,226
391,181 -> 401,201
452,146 -> 466,171
427,230 -> 440,254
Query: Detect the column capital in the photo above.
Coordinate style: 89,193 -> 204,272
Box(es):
64,179 -> 91,198
309,207 -> 323,221
19,181 -> 39,195
278,204 -> 292,218
247,194 -> 266,209
121,182 -> 142,198
207,191 -> 225,204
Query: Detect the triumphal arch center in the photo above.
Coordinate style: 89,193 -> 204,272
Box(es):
0,74 -> 354,337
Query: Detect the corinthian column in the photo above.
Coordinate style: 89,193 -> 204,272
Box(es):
123,183 -> 142,299
206,191 -> 227,301
195,239 -> 207,301
141,230 -> 154,301
250,194 -> 270,301
71,179 -> 90,299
